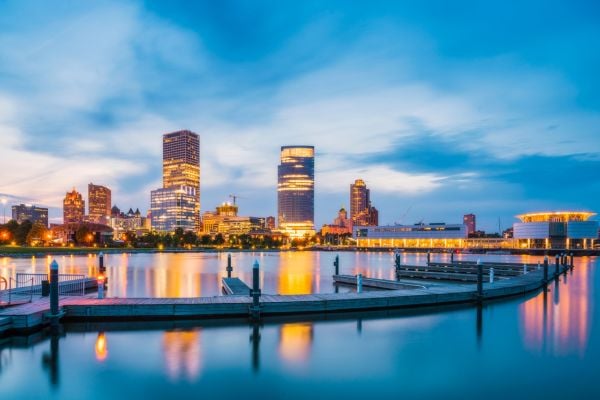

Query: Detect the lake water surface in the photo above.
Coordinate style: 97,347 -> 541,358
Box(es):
0,252 -> 597,399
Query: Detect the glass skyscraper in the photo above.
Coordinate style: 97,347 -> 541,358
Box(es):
151,130 -> 200,232
277,146 -> 315,238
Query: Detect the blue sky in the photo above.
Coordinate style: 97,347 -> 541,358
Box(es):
0,0 -> 599,231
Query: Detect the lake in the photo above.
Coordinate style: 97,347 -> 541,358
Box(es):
0,252 -> 597,399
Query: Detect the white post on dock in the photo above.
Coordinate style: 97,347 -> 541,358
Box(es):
357,274 -> 363,294
523,264 -> 527,275
489,267 -> 494,283
537,262 -> 540,271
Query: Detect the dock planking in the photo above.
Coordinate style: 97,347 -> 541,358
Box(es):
222,277 -> 251,295
0,262 -> 570,335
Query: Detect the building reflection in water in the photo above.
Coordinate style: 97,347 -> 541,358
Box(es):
520,259 -> 591,356
162,330 -> 202,381
278,323 -> 313,365
278,252 -> 315,295
95,332 -> 108,362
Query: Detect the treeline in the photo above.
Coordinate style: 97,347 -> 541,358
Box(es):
0,220 -> 50,245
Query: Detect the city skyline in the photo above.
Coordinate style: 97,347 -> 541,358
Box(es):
0,1 -> 599,232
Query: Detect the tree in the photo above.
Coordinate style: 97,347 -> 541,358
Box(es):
26,221 -> 49,246
75,225 -> 92,245
15,220 -> 33,245
214,233 -> 225,246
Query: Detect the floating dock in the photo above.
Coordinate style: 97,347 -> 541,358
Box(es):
0,261 -> 570,336
222,278 -> 251,295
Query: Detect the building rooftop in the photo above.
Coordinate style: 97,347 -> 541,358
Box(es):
516,211 -> 596,223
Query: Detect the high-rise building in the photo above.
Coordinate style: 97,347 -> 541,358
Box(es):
463,213 -> 476,236
277,146 -> 315,238
88,183 -> 111,225
350,179 -> 378,226
150,186 -> 197,232
11,204 -> 49,227
63,189 -> 85,224
163,130 -> 200,230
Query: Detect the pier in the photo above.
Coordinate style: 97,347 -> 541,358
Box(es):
0,255 -> 572,336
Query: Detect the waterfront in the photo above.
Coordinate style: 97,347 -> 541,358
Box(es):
0,252 -> 598,399
1,251 -> 550,297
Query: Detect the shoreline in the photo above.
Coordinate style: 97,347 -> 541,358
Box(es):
1,245 -> 598,258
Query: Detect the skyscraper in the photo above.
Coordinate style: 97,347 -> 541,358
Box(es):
350,179 -> 378,226
277,146 -> 315,238
12,204 -> 49,227
162,130 -> 200,230
463,213 -> 476,236
63,188 -> 85,224
150,187 -> 197,232
88,183 -> 111,225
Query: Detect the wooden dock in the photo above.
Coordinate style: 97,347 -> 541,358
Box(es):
333,274 -> 427,290
222,277 -> 251,295
0,262 -> 570,335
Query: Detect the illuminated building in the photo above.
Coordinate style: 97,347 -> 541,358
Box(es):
201,202 -> 266,237
321,207 -> 353,236
350,179 -> 378,226
11,204 -> 48,227
63,188 -> 85,224
150,186 -> 197,232
163,130 -> 200,230
266,216 -> 276,230
110,207 -> 150,239
277,146 -> 315,238
355,223 -> 469,248
463,214 -> 476,236
88,183 -> 111,225
513,211 -> 598,249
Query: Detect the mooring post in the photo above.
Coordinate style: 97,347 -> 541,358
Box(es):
489,267 -> 494,284
226,253 -> 233,278
450,251 -> 454,264
357,273 -> 363,294
250,260 -> 261,318
334,255 -> 339,275
543,256 -> 549,284
50,260 -> 59,320
523,264 -> 527,275
569,253 -> 574,269
97,274 -> 105,299
476,259 -> 483,301
99,252 -> 105,273
537,261 -> 541,271
427,250 -> 431,265
394,252 -> 401,270
554,255 -> 559,277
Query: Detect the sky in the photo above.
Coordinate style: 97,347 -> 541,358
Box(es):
0,0 -> 599,232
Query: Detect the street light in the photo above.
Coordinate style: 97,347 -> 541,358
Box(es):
0,198 -> 6,224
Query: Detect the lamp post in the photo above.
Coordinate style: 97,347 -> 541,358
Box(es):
1,198 -> 6,224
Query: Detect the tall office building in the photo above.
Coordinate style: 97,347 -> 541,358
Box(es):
63,188 -> 85,224
150,187 -> 197,232
12,204 -> 49,227
350,179 -> 378,226
162,130 -> 200,230
463,214 -> 476,236
277,146 -> 315,238
88,183 -> 111,225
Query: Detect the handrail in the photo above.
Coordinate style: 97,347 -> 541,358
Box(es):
0,276 -> 6,291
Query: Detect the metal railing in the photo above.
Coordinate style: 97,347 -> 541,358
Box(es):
0,276 -> 34,305
14,273 -> 87,296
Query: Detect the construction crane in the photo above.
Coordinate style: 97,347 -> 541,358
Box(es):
229,194 -> 245,205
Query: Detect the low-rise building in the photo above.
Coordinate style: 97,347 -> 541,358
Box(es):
202,202 -> 266,237
513,211 -> 598,249
354,222 -> 468,248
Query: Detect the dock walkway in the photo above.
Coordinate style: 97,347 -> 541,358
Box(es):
222,278 -> 251,295
0,263 -> 570,335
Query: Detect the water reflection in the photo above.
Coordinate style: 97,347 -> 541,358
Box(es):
95,332 -> 108,362
278,323 -> 313,365
250,322 -> 261,373
520,260 -> 592,356
41,327 -> 61,388
277,253 -> 315,295
162,330 -> 202,381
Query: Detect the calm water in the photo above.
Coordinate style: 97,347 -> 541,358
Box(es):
0,252 -> 597,399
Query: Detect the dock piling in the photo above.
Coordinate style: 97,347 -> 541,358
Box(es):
427,250 -> 431,266
357,274 -> 363,294
49,260 -> 59,322
250,260 -> 261,319
523,264 -> 527,275
489,267 -> 494,284
334,255 -> 339,276
543,256 -> 549,284
99,252 -> 105,273
555,255 -> 559,277
450,252 -> 454,264
569,253 -> 574,269
476,259 -> 483,300
226,254 -> 233,278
